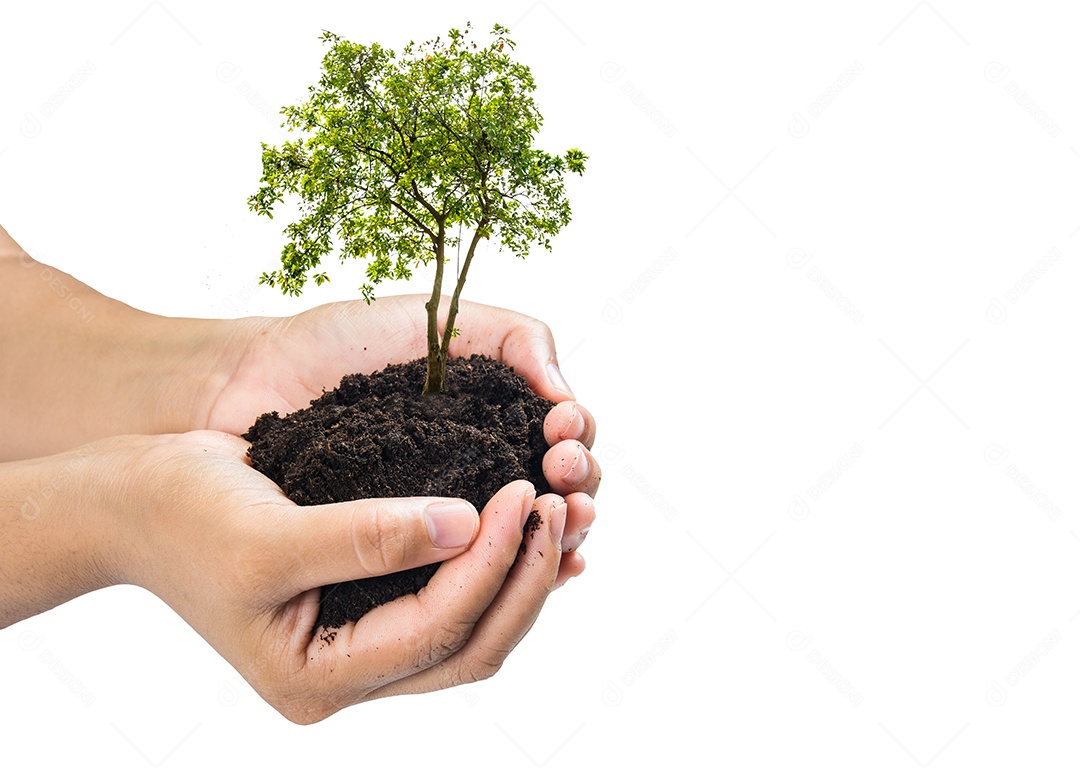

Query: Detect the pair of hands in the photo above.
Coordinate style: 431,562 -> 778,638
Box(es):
146,298 -> 599,722
8,292 -> 599,724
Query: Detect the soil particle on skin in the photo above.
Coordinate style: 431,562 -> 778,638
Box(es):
244,355 -> 553,629
519,509 -> 543,557
525,509 -> 543,537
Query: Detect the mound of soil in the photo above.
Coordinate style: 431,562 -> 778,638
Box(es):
243,355 -> 553,629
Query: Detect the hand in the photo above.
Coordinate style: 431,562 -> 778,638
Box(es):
95,431 -> 574,723
203,295 -> 601,582
205,294 -> 588,432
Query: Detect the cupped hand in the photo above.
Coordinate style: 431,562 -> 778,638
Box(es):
205,294 -> 590,434
109,430 -> 573,723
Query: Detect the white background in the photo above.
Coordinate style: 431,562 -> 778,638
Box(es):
2,1 -> 1080,765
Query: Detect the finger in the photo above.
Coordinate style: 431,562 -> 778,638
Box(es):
543,401 -> 596,450
555,551 -> 586,589
306,481 -> 536,696
556,492 -> 592,589
543,440 -> 601,497
562,492 -> 595,553
367,493 -> 566,699
272,496 -> 481,597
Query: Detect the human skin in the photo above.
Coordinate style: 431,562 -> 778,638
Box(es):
0,223 -> 599,722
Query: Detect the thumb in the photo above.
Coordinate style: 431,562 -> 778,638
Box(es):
274,496 -> 480,596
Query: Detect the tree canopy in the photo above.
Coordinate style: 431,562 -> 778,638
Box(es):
250,23 -> 586,393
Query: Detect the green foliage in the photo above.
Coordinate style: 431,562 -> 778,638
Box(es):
250,22 -> 586,301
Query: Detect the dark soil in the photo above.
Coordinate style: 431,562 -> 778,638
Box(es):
243,355 -> 553,629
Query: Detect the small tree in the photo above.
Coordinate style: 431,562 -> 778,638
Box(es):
250,22 -> 586,395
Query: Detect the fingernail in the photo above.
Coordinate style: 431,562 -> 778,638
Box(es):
547,361 -> 575,399
520,485 -> 537,528
425,501 -> 478,549
567,526 -> 591,552
561,444 -> 590,486
559,405 -> 585,441
550,502 -> 568,549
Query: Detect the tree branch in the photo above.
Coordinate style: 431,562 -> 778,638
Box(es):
440,218 -> 487,361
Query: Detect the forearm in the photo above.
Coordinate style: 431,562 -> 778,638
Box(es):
0,443 -> 121,628
0,225 -> 233,460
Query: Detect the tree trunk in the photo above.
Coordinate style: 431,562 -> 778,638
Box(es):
423,225 -> 447,395
439,224 -> 485,376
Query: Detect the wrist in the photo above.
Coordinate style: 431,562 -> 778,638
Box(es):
122,313 -> 249,437
0,243 -> 247,457
0,441 -> 127,627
